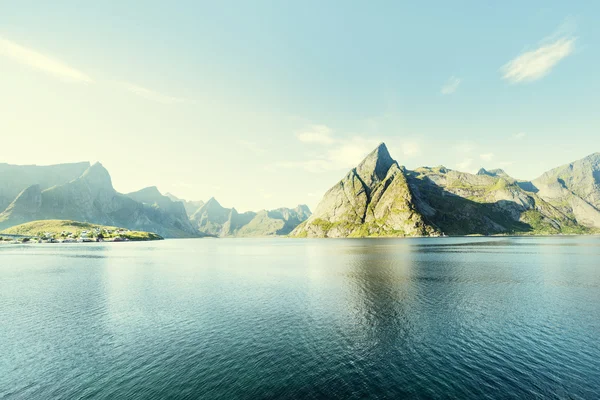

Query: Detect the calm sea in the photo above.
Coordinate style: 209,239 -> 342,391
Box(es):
1,237 -> 599,399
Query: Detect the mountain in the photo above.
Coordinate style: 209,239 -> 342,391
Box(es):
292,143 -> 437,238
190,198 -> 231,236
531,153 -> 600,228
125,186 -> 199,235
189,197 -> 312,237
292,143 -> 595,238
477,168 -> 509,178
0,163 -> 201,238
0,162 -> 90,213
165,192 -> 205,216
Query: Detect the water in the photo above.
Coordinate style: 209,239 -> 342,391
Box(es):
1,237 -> 599,399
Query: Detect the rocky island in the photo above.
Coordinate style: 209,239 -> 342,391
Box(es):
0,220 -> 163,243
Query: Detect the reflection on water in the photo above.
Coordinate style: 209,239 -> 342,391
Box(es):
1,237 -> 600,399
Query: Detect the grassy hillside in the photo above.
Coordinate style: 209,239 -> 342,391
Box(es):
0,220 -> 163,241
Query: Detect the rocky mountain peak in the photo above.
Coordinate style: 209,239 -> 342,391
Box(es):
477,168 -> 508,178
205,197 -> 223,208
355,142 -> 396,188
80,162 -> 114,191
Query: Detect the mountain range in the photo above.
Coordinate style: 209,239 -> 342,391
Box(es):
292,143 -> 600,237
3,145 -> 599,239
189,198 -> 311,237
0,162 -> 311,238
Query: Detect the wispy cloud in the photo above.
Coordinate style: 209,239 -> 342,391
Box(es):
296,125 -> 335,145
512,132 -> 526,140
277,136 -> 380,173
456,158 -> 474,172
121,83 -> 185,104
401,141 -> 421,157
441,76 -> 461,95
454,141 -> 475,154
238,140 -> 265,154
0,36 -> 93,83
480,153 -> 495,161
501,37 -> 575,84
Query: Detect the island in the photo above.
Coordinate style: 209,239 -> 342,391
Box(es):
0,220 -> 163,243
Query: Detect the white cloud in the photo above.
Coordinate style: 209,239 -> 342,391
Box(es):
441,76 -> 461,95
296,125 -> 335,145
238,140 -> 265,154
327,137 -> 380,168
456,158 -> 474,172
501,37 -> 575,84
0,36 -> 93,83
454,141 -> 475,154
278,137 -> 380,173
480,153 -> 495,161
402,141 -> 421,157
512,132 -> 526,140
122,83 -> 185,104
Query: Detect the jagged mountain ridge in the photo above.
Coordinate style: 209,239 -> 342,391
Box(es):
293,143 -> 599,238
165,192 -> 205,216
188,197 -> 312,237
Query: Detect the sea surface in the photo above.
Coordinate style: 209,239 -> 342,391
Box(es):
1,237 -> 599,399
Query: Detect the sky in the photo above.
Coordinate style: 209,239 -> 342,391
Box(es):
1,1 -> 599,212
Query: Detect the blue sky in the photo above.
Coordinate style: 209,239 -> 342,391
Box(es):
1,1 -> 599,211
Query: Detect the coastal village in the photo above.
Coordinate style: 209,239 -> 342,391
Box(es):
0,227 -> 138,244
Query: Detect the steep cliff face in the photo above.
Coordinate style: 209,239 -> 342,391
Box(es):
126,186 -> 199,236
532,153 -> 600,228
292,143 -> 437,238
0,185 -> 43,228
0,162 -> 90,213
0,163 -> 201,237
190,198 -> 231,236
165,192 -> 205,216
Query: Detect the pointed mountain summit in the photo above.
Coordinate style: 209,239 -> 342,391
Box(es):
190,197 -> 231,236
80,162 -> 114,193
355,142 -> 396,188
292,143 -> 438,238
164,192 -> 205,216
477,168 -> 509,178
